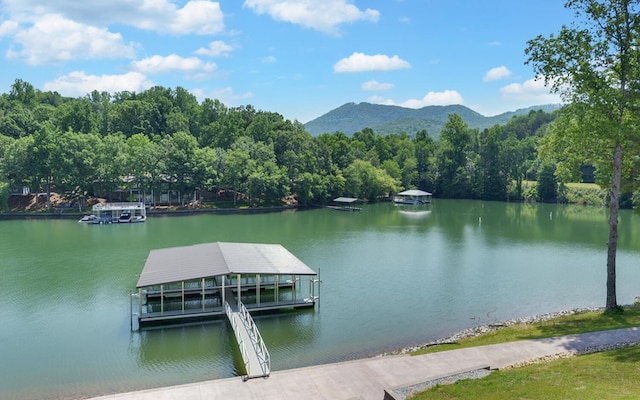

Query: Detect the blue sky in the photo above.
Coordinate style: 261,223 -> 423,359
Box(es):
0,1 -> 575,123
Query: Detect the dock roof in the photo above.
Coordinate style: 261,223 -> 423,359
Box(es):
333,197 -> 358,203
397,189 -> 432,196
136,242 -> 316,288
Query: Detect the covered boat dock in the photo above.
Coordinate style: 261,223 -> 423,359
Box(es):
327,197 -> 362,211
132,242 -> 319,379
393,189 -> 432,205
133,242 -> 319,325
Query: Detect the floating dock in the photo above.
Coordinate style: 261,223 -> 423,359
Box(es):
131,242 -> 319,379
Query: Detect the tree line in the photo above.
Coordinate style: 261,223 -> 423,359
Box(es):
0,79 -> 560,211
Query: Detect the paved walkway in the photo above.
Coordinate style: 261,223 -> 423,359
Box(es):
91,327 -> 640,400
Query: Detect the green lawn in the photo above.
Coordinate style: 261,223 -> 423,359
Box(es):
409,306 -> 640,399
411,346 -> 640,399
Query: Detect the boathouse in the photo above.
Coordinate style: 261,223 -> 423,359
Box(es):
328,197 -> 362,211
133,242 -> 319,326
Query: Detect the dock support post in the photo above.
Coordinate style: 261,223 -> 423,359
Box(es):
237,274 -> 241,306
293,275 -> 297,304
202,278 -> 206,311
222,275 -> 226,307
160,284 -> 164,314
181,281 -> 185,313
256,274 -> 260,307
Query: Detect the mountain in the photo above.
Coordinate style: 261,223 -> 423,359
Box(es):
304,102 -> 561,137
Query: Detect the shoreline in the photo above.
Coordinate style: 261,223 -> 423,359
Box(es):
59,306 -> 637,400
0,205 -> 300,220
383,307 -> 604,356
78,306 -> 640,400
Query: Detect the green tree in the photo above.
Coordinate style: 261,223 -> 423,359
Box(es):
474,126 -> 508,201
317,132 -> 354,170
222,148 -> 251,205
436,114 -> 471,198
247,160 -> 289,205
161,132 -> 200,205
536,163 -> 558,202
343,159 -> 397,201
96,133 -> 128,200
1,135 -> 35,190
414,129 -> 437,192
53,131 -> 101,207
54,99 -> 97,134
126,133 -> 163,204
526,0 -> 640,311
30,126 -> 58,210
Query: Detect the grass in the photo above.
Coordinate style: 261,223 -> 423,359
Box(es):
412,306 -> 640,355
410,347 -> 640,399
409,306 -> 640,399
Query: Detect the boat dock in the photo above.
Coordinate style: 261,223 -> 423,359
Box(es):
132,242 -> 319,379
79,202 -> 147,224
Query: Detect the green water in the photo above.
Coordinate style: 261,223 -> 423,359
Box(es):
2,200 -> 640,399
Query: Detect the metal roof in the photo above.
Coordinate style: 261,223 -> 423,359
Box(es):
397,189 -> 432,196
333,197 -> 359,203
136,242 -> 316,288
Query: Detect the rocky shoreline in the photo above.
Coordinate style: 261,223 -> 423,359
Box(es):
384,307 -> 640,399
386,307 -> 604,356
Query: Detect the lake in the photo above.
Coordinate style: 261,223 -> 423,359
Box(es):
1,200 -> 639,399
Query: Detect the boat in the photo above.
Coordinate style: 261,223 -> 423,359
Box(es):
393,189 -> 432,205
118,211 -> 132,223
78,202 -> 147,224
78,214 -> 98,223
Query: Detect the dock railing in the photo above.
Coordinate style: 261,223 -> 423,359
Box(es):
224,301 -> 250,375
238,300 -> 271,377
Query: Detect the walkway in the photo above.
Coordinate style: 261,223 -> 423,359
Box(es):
224,287 -> 270,379
90,326 -> 640,400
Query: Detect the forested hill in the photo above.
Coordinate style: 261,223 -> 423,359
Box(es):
304,102 -> 560,137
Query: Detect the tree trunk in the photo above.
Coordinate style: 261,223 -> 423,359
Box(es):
46,177 -> 51,212
605,143 -> 622,312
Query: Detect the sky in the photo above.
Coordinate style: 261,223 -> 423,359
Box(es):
0,1 -> 577,123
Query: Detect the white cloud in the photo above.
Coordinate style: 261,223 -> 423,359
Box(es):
400,90 -> 464,108
367,95 -> 395,105
130,54 -> 216,76
4,14 -> 136,65
361,80 -> 394,91
168,1 -> 225,35
2,0 -> 225,35
0,20 -> 19,36
500,77 -> 561,103
369,90 -> 464,109
43,71 -> 154,96
261,55 -> 277,63
334,52 -> 411,73
483,66 -> 512,82
243,0 -> 379,35
195,40 -> 235,57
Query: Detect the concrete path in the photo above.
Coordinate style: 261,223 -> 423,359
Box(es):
90,327 -> 640,400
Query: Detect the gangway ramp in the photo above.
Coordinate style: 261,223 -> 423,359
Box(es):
224,288 -> 270,379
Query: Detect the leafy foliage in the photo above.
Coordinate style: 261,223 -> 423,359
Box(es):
0,79 -> 564,211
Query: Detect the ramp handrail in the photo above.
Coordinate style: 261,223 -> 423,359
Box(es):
224,301 -> 250,374
238,301 -> 271,377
